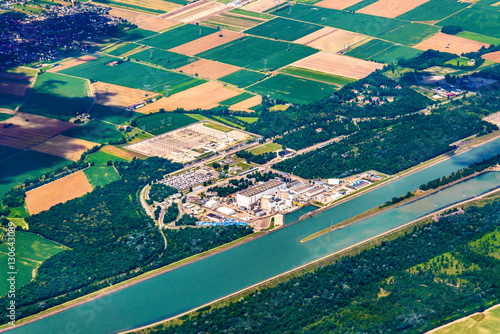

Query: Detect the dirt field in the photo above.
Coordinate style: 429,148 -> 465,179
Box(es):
167,1 -> 226,23
0,108 -> 16,115
0,72 -> 34,96
25,170 -> 93,215
229,95 -> 262,112
169,30 -> 243,56
292,52 -> 384,79
294,27 -> 370,53
48,55 -> 97,73
176,59 -> 240,80
482,51 -> 500,63
31,135 -> 98,161
91,81 -> 157,108
414,32 -> 489,55
244,0 -> 280,12
0,112 -> 76,149
137,81 -> 240,112
101,145 -> 137,160
358,0 -> 430,18
315,0 -> 365,10
108,8 -> 178,31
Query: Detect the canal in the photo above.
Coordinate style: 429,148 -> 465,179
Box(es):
8,137 -> 500,334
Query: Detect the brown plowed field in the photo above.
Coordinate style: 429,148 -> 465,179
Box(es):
91,81 -> 157,108
0,72 -> 35,96
244,0 -> 280,12
229,95 -> 262,112
176,59 -> 240,80
0,112 -> 76,149
48,55 -> 97,73
414,33 -> 489,55
315,0 -> 364,10
31,135 -> 98,161
169,30 -> 243,56
25,170 -> 93,215
137,81 -> 239,112
357,0 -> 429,18
292,52 -> 384,79
481,51 -> 500,63
294,27 -> 369,53
101,145 -> 137,160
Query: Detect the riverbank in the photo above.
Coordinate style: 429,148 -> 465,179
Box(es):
0,231 -> 266,333
301,169 -> 498,243
131,186 -> 500,334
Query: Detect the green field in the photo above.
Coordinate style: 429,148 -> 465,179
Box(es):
84,150 -> 129,165
218,69 -> 267,88
0,144 -> 21,162
219,93 -> 255,106
203,13 -> 264,31
432,305 -> 500,334
0,232 -> 68,296
89,104 -> 139,124
247,74 -> 335,104
457,31 -> 500,45
141,24 -> 217,50
445,57 -> 474,67
0,93 -> 24,110
229,8 -> 275,19
198,36 -> 318,71
438,6 -> 500,39
379,22 -> 440,46
397,0 -> 469,21
19,72 -> 92,121
347,40 -> 401,59
274,5 -> 406,38
106,42 -> 140,56
279,66 -> 356,86
0,112 -> 12,122
0,149 -> 70,200
244,17 -> 323,41
60,55 -> 204,92
114,28 -> 158,41
345,0 -> 379,11
236,116 -> 258,123
212,116 -> 245,129
249,142 -> 282,155
130,47 -> 192,69
369,45 -> 424,63
204,122 -> 233,132
83,165 -> 121,188
135,112 -> 198,135
63,120 -> 124,143
8,217 -> 29,229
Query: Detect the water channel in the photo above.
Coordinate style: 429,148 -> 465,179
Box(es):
9,137 -> 500,334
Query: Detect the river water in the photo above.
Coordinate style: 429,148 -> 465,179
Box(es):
9,138 -> 500,334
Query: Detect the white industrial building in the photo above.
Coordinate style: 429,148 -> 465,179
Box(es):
217,206 -> 235,216
236,180 -> 286,208
204,199 -> 218,210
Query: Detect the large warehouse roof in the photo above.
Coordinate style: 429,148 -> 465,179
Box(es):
239,180 -> 283,197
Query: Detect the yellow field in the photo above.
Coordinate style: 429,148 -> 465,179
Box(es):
48,56 -> 97,73
414,33 -> 489,55
292,52 -> 384,79
166,1 -> 226,23
101,145 -> 137,160
482,51 -> 500,63
91,81 -> 157,108
169,30 -> 243,56
108,8 -> 178,31
137,81 -> 240,112
229,95 -> 262,112
31,135 -> 98,161
244,0 -> 280,12
294,27 -> 370,53
25,170 -> 93,215
315,0 -> 364,10
177,59 -> 240,80
358,0 -> 430,18
429,304 -> 500,334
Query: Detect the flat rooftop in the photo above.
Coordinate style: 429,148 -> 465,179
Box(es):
238,180 -> 283,197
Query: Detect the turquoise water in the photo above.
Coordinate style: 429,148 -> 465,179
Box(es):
9,138 -> 500,334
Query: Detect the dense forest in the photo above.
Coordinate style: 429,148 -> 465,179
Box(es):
140,198 -> 500,334
208,178 -> 253,197
247,71 -> 430,140
148,183 -> 177,204
236,150 -> 277,164
0,157 -> 254,325
273,110 -> 497,178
